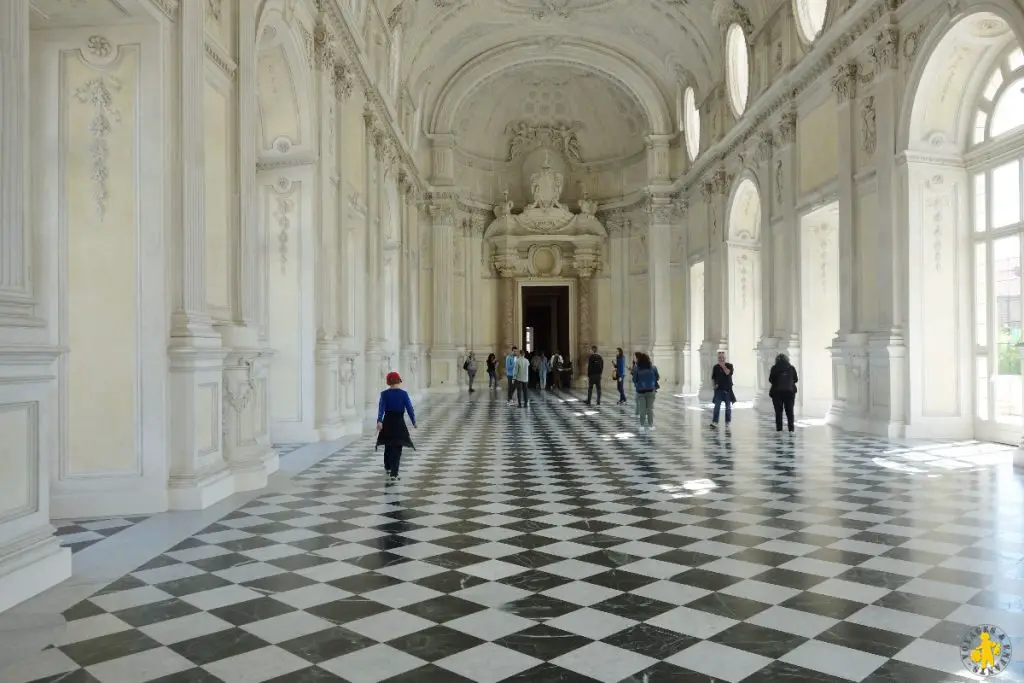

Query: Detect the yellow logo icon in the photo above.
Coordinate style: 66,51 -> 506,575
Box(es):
961,625 -> 1012,677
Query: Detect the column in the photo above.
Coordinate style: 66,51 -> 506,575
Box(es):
868,26 -> 907,437
698,172 -> 730,400
221,0 -> 276,486
499,269 -> 516,352
605,213 -> 628,347
399,177 -> 420,396
167,0 -> 232,510
313,21 -> 344,440
363,113 -> 383,407
0,0 -> 71,614
334,62 -> 360,433
646,194 -> 678,381
827,61 -> 869,429
429,201 -> 458,387
578,274 -> 593,387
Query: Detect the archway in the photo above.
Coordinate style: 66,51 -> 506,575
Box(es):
725,178 -> 763,399
799,202 -> 839,417
902,8 -> 1024,443
254,5 -> 317,444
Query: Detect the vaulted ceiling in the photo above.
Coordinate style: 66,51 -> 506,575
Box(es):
386,0 -> 776,151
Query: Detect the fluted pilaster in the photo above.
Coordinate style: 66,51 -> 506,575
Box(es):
0,0 -> 30,318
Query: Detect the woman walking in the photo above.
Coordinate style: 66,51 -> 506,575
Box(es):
632,352 -> 660,433
376,371 -> 416,483
768,353 -> 799,433
614,348 -> 627,405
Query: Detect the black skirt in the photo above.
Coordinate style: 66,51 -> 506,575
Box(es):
375,411 -> 415,450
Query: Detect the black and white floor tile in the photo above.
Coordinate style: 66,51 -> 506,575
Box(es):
54,516 -> 152,554
6,387 -> 1024,682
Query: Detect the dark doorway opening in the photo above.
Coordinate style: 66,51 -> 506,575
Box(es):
521,285 -> 570,361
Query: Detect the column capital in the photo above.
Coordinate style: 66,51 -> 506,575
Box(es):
645,193 -> 676,226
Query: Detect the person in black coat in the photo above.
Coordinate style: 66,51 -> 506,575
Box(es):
710,351 -> 737,428
767,353 -> 799,433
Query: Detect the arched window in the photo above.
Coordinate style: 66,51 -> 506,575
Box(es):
793,0 -> 828,43
684,87 -> 700,160
974,46 -> 1024,145
726,24 -> 750,117
675,85 -> 685,133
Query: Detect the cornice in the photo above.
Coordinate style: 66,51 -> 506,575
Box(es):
676,0 -> 911,192
318,0 -> 426,196
143,0 -> 178,22
204,36 -> 237,78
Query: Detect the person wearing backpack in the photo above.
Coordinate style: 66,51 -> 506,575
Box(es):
768,353 -> 799,433
585,346 -> 604,406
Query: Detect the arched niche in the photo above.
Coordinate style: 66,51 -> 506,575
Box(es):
899,3 -> 1024,442
724,176 -> 763,397
255,2 -> 314,155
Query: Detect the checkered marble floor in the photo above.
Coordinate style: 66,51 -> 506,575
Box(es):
7,388 -> 1024,683
54,516 -> 151,554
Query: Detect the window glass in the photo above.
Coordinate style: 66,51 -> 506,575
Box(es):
990,78 -> 1024,139
992,235 -> 1022,423
684,87 -> 700,161
992,161 -> 1021,228
794,0 -> 828,43
974,173 -> 987,232
726,24 -> 749,116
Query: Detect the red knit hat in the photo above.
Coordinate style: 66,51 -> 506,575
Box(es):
386,371 -> 402,386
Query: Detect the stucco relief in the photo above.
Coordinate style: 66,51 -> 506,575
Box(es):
735,252 -> 750,309
74,74 -> 122,221
861,96 -> 876,155
924,174 -> 952,273
273,178 -> 298,274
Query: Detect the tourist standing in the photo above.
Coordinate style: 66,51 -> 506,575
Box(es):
514,348 -> 531,407
538,352 -> 550,391
710,351 -> 736,429
463,352 -> 477,393
485,353 -> 498,389
375,372 -> 416,483
768,353 -> 799,433
551,351 -> 563,389
585,346 -> 604,406
632,352 -> 659,432
505,346 -> 518,405
614,348 -> 627,404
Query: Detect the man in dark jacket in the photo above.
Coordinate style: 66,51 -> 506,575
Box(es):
768,353 -> 799,432
710,350 -> 735,428
585,346 -> 604,405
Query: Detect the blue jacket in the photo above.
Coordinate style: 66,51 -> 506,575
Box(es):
377,388 -> 416,426
504,354 -> 517,376
633,366 -> 659,392
615,355 -> 626,378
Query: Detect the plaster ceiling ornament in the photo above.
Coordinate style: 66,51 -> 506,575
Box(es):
497,0 -> 621,19
506,121 -> 584,163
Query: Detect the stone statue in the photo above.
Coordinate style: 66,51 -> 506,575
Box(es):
494,189 -> 514,218
578,191 -> 597,217
526,150 -> 564,210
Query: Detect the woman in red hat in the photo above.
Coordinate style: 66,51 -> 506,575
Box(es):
376,371 -> 416,483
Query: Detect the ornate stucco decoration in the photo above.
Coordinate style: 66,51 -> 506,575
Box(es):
313,21 -> 335,71
861,96 -> 877,155
712,0 -> 753,36
776,111 -> 796,146
506,121 -> 584,163
755,130 -> 774,163
74,76 -> 122,221
485,152 -> 606,278
869,26 -> 900,72
831,63 -> 859,104
333,61 -> 354,99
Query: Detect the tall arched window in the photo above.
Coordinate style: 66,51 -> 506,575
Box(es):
726,24 -> 750,117
971,44 -> 1024,434
794,0 -> 828,43
684,87 -> 700,160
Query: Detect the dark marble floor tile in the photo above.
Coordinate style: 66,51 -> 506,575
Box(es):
815,620 -> 915,657
155,573 -> 233,597
305,596 -> 392,624
378,664 -> 478,683
499,593 -> 580,621
400,594 -> 487,623
499,568 -> 573,593
751,567 -> 829,590
602,622 -> 699,659
245,571 -> 318,594
208,596 -> 296,625
709,621 -> 809,659
267,553 -> 337,571
62,600 -> 107,622
327,572 -> 403,594
113,598 -> 202,628
779,591 -> 864,619
872,590 -> 960,619
386,624 -> 485,661
148,669 -> 225,683
277,626 -> 377,663
591,592 -> 676,620
669,568 -> 743,592
169,627 -> 268,666
58,629 -> 162,668
494,624 -> 593,660
685,591 -> 771,620
27,670 -> 102,683
740,659 -> 855,682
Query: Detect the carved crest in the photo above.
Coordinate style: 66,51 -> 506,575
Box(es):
506,120 -> 584,163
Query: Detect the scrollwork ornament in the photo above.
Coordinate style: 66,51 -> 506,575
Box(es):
831,63 -> 858,103
86,35 -> 112,59
870,26 -> 900,71
223,355 -> 264,414
333,62 -> 354,99
313,22 -> 335,71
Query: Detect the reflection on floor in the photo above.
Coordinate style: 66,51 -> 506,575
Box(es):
54,517 -> 152,554
5,389 -> 1024,682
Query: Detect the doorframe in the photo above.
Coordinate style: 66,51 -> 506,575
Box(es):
516,278 -> 577,363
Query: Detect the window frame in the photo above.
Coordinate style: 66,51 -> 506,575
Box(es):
725,23 -> 750,118
793,0 -> 829,45
684,86 -> 700,161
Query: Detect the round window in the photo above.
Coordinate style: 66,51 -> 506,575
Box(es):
726,24 -> 750,116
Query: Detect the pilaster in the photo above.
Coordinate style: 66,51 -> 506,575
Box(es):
363,111 -> 384,407
605,213 -> 629,348
222,350 -> 277,490
429,199 -> 458,388
699,171 -> 731,400
167,0 -> 230,509
646,194 -> 677,381
0,1 -> 71,596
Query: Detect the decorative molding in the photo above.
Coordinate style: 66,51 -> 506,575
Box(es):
74,76 -> 122,221
832,62 -> 859,103
869,25 -> 900,72
775,111 -> 796,146
206,0 -> 222,22
505,121 -> 584,163
272,190 -> 295,274
861,96 -> 877,155
775,160 -> 783,205
313,21 -> 335,71
333,61 -> 354,99
86,35 -> 111,58
924,174 -> 951,272
205,37 -> 237,77
755,129 -> 774,162
223,354 -> 264,414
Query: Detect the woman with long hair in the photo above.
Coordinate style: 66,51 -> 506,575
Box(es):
485,353 -> 498,389
632,352 -> 660,433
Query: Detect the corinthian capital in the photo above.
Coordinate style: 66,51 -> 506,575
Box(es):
645,194 -> 676,225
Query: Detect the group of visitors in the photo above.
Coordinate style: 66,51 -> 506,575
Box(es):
376,343 -> 802,484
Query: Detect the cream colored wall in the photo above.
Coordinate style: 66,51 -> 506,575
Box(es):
854,185 -> 878,331
798,99 -> 839,194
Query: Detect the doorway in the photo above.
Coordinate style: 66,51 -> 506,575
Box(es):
521,285 -> 570,358
800,202 -> 840,417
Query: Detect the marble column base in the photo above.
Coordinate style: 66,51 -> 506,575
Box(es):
167,463 -> 235,511
315,341 -> 345,441
650,345 -> 677,390
697,340 -> 724,402
0,530 -> 70,615
429,346 -> 460,390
